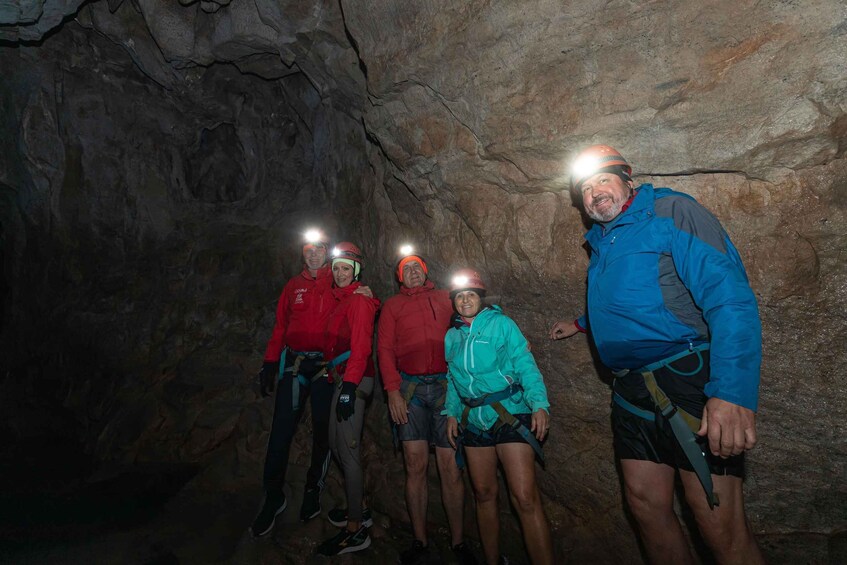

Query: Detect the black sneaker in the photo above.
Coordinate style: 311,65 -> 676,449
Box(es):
300,487 -> 321,522
452,542 -> 477,565
327,506 -> 373,528
316,525 -> 371,556
250,492 -> 286,537
399,539 -> 429,564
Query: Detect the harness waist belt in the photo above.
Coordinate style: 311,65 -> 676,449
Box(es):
454,382 -> 544,470
401,371 -> 447,384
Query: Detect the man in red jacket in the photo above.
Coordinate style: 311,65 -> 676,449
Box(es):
377,249 -> 474,564
251,230 -> 366,538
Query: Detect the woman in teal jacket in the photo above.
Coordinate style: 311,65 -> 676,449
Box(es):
444,269 -> 553,565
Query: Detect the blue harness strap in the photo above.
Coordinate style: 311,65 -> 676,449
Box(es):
454,383 -> 545,470
326,350 -> 351,369
612,343 -> 720,510
400,371 -> 447,408
281,349 -> 326,412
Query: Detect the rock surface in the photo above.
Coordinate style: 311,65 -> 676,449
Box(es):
0,1 -> 845,563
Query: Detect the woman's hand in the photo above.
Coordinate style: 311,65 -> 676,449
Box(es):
446,416 -> 460,449
531,409 -> 550,441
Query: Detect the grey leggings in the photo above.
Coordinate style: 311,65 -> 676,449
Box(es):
329,376 -> 373,523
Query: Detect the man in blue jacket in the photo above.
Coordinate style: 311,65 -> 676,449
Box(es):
550,145 -> 764,564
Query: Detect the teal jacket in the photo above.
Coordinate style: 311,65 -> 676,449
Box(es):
444,305 -> 550,431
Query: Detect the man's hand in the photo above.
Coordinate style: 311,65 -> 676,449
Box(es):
387,390 -> 409,425
354,285 -> 374,298
446,416 -> 459,449
336,381 -> 358,422
697,397 -> 757,458
258,362 -> 279,397
531,409 -> 550,441
550,320 -> 579,340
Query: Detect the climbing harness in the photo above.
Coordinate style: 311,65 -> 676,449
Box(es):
391,372 -> 448,449
454,382 -> 545,469
400,371 -> 448,408
278,349 -> 351,411
612,343 -> 720,509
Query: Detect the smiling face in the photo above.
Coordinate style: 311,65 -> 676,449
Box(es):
580,171 -> 634,223
453,290 -> 482,319
401,261 -> 426,289
303,244 -> 328,272
332,261 -> 355,288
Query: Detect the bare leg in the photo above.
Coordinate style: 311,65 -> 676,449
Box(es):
465,446 -> 499,565
403,440 -> 430,544
679,471 -> 764,565
496,442 -> 553,565
435,446 -> 465,546
620,459 -> 695,565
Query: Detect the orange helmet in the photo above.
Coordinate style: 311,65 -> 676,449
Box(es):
570,144 -> 631,193
331,242 -> 364,279
450,268 -> 487,297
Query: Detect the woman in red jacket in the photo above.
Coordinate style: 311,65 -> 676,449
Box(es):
316,242 -> 380,557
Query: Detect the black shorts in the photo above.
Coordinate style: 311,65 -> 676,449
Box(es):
611,349 -> 744,477
462,413 -> 533,448
396,379 -> 450,448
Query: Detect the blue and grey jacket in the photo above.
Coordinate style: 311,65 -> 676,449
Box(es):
577,183 -> 761,411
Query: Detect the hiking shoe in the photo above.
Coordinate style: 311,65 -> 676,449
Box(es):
327,506 -> 373,528
250,492 -> 286,537
399,539 -> 429,565
316,525 -> 371,556
300,487 -> 321,522
452,542 -> 477,565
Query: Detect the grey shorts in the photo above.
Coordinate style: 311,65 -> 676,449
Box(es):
397,379 -> 450,448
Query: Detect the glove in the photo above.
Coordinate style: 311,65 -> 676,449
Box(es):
258,362 -> 279,398
336,381 -> 358,422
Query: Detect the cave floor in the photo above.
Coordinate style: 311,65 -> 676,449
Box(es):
0,440 -> 838,564
0,440 -> 470,565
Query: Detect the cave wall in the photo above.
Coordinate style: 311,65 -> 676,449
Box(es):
1,1 -> 845,563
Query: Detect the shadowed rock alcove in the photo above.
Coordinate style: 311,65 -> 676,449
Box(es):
1,1 -> 845,564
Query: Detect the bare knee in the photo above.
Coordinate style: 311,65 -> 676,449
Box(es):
473,482 -> 498,504
624,480 -> 674,524
509,486 -> 541,514
405,452 -> 429,480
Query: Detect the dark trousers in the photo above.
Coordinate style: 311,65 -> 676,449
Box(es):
262,368 -> 334,494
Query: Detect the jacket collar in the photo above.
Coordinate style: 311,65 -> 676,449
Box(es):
300,263 -> 331,281
400,279 -> 435,296
332,280 -> 361,300
451,304 -> 501,331
585,183 -> 656,246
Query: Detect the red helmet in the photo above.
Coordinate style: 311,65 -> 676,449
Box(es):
450,268 -> 487,297
331,242 -> 364,279
570,144 -> 631,193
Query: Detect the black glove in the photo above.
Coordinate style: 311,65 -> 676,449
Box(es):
258,362 -> 279,398
336,381 -> 358,422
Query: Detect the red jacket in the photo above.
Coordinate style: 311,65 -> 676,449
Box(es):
377,280 -> 453,392
323,281 -> 380,385
263,264 -> 334,362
